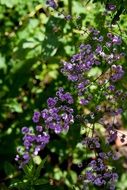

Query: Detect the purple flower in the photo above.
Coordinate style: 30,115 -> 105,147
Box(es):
98,36 -> 104,42
79,98 -> 89,105
108,131 -> 117,143
21,127 -> 29,134
24,134 -> 36,142
85,155 -> 118,188
42,132 -> 50,144
111,65 -> 124,82
115,108 -> 123,115
82,137 -> 100,149
94,60 -> 101,65
112,36 -> 122,45
46,0 -> 57,9
65,15 -> 72,20
95,45 -> 102,54
111,173 -> 118,181
56,88 -> 74,104
54,124 -> 62,134
34,146 -> 41,155
23,140 -> 31,149
36,125 -> 43,132
86,171 -> 95,182
108,85 -> 115,91
41,109 -> 49,119
106,4 -> 116,11
47,97 -> 57,108
15,154 -> 20,161
32,111 -> 41,123
34,111 -> 41,117
32,116 -> 39,123
94,177 -> 103,186
23,153 -> 30,161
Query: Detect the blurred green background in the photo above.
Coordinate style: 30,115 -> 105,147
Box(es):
0,0 -> 127,189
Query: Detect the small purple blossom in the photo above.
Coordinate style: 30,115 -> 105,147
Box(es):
23,153 -> 30,161
110,65 -> 124,82
21,127 -> 29,134
64,15 -> 72,20
108,85 -> 115,91
15,154 -> 20,161
106,4 -> 116,11
32,111 -> 41,123
112,36 -> 122,45
79,98 -> 89,105
46,0 -> 57,9
47,97 -> 57,108
94,177 -> 104,186
36,125 -> 43,132
82,137 -> 100,149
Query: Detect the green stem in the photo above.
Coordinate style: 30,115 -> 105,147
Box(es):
68,0 -> 72,15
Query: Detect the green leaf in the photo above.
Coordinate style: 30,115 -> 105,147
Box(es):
4,161 -> 16,178
34,156 -> 48,179
68,170 -> 77,184
9,179 -> 28,190
5,99 -> 22,113
35,178 -> 48,185
22,163 -> 33,177
0,54 -> 6,72
0,183 -> 9,190
0,0 -> 20,8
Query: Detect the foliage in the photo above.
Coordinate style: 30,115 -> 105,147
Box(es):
0,0 -> 127,190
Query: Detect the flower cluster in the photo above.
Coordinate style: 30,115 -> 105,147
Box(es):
82,137 -> 100,149
81,135 -> 119,189
15,127 -> 50,168
41,88 -> 74,134
61,29 -> 126,189
110,64 -> 124,82
16,1 -> 127,188
85,157 -> 118,190
15,88 -> 74,167
61,29 -> 124,108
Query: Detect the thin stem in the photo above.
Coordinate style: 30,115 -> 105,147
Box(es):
68,0 -> 72,16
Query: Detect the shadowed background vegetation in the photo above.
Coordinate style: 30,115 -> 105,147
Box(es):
0,0 -> 127,189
